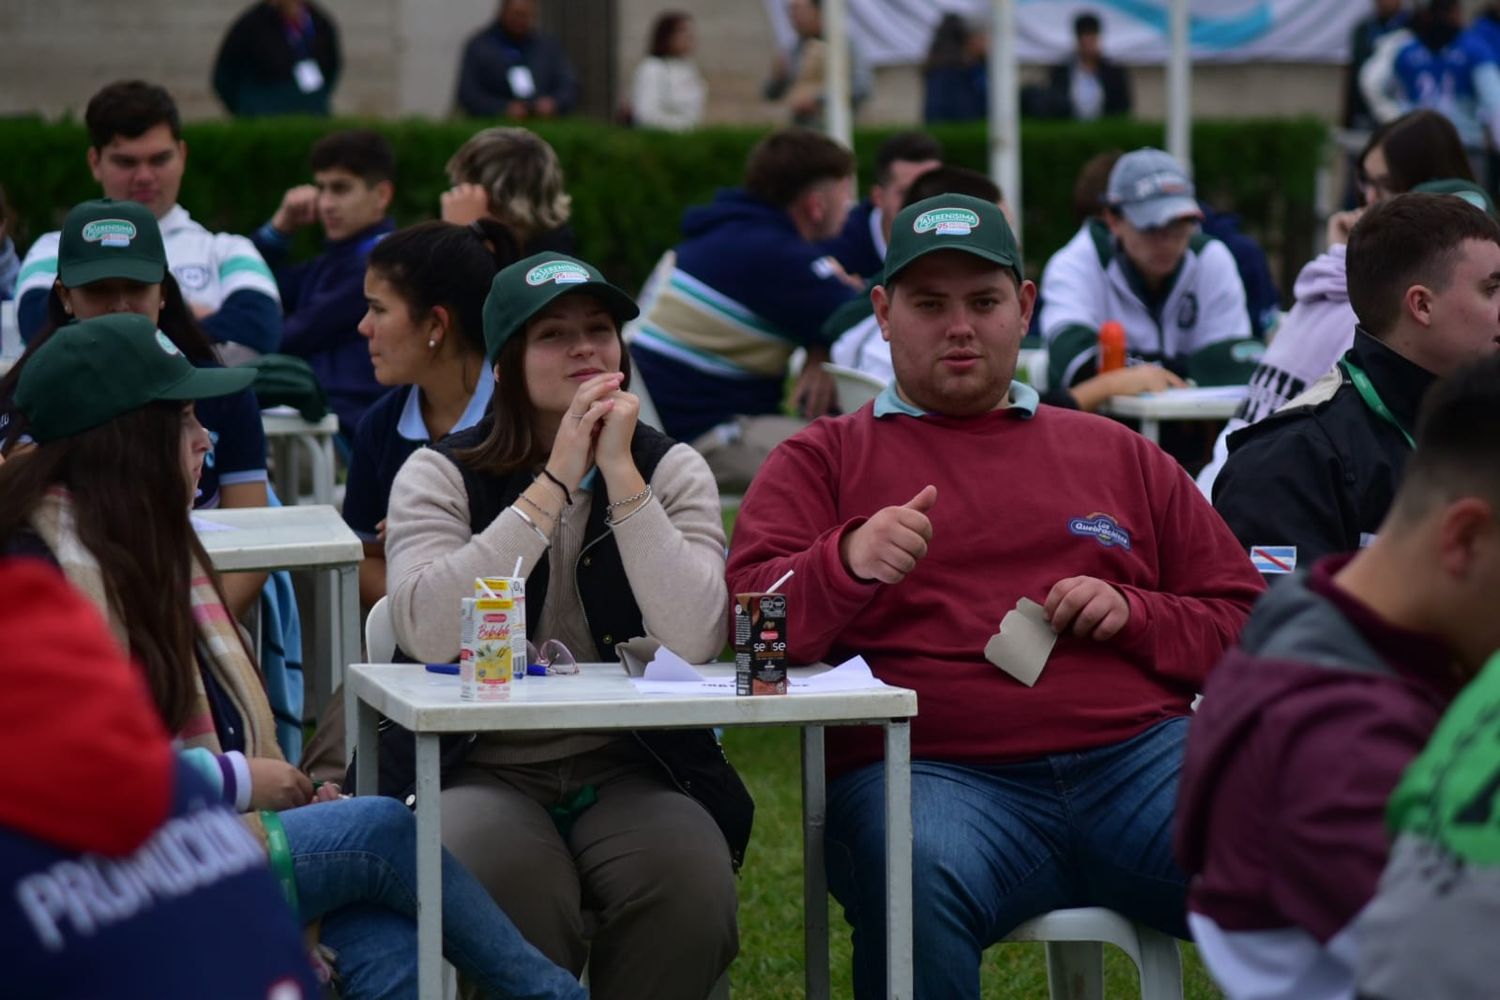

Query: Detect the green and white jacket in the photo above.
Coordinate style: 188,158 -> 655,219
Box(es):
1039,218 -> 1256,391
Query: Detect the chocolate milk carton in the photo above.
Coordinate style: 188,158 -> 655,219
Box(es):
734,592 -> 788,695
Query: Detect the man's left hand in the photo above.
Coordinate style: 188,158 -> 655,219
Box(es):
1043,576 -> 1129,640
794,363 -> 836,419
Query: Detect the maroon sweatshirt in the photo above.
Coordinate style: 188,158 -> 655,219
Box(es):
1175,557 -> 1460,945
726,397 -> 1264,778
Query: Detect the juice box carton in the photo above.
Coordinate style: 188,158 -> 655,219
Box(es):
476,577 -> 527,679
734,592 -> 788,696
460,596 -> 515,701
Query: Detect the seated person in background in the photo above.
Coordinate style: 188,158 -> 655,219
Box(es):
0,314 -> 586,1000
628,127 -> 860,491
252,128 -> 397,439
1040,147 -> 1255,394
922,13 -> 988,124
820,130 -> 944,280
629,11 -> 706,132
343,219 -> 517,608
727,193 -> 1264,999
456,0 -> 577,119
1046,11 -> 1132,120
15,80 -> 281,361
212,0 -> 342,117
384,252 -> 749,997
829,165 -> 1184,410
0,198 -> 269,619
1177,355 -> 1500,1000
1196,109 -> 1481,496
441,126 -> 577,256
1214,193 -> 1500,579
764,0 -> 873,128
0,556 -> 318,999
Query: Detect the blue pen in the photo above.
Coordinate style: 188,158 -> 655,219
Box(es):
424,663 -> 460,675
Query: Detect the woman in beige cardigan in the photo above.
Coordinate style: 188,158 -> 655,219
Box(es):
385,252 -> 750,1000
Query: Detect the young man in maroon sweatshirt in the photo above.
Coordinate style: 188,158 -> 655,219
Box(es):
1176,355 -> 1500,998
726,193 -> 1265,1000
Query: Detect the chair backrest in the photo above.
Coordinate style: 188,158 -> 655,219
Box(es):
822,362 -> 887,414
365,595 -> 396,662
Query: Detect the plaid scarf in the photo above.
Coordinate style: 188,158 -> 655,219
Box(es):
28,488 -> 282,761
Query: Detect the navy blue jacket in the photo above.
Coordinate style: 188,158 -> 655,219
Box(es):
253,217 -> 393,437
456,23 -> 577,116
819,200 -> 884,281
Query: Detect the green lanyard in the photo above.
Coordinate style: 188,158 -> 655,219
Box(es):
1339,359 -> 1415,449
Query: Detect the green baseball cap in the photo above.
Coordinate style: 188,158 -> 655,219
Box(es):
882,194 -> 1023,286
482,252 -> 640,364
16,313 -> 255,444
1411,178 -> 1498,216
57,198 -> 167,288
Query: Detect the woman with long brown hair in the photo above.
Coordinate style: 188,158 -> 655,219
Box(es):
384,252 -> 749,999
0,312 -> 586,1000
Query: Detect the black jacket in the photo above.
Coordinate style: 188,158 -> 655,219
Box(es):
350,420 -> 754,869
212,1 -> 341,116
1213,329 -> 1433,578
1046,58 -> 1132,118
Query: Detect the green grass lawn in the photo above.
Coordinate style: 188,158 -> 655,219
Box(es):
720,726 -> 1224,999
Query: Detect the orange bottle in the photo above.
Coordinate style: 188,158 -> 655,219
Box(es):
1098,321 -> 1126,372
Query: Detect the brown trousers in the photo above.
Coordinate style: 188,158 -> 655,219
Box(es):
441,739 -> 738,1000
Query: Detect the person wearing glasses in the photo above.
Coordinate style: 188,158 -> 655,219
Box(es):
384,253 -> 750,1000
1197,109 -> 1480,495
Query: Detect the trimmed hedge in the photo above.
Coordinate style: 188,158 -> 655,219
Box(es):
0,116 -> 1326,296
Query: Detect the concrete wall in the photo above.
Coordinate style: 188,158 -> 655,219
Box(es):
0,0 -> 1347,126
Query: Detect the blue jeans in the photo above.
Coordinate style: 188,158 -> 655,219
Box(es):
826,717 -> 1191,1000
279,796 -> 586,1000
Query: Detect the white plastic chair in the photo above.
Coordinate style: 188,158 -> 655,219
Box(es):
364,595 -> 395,662
821,362 -> 887,414
1002,907 -> 1184,1000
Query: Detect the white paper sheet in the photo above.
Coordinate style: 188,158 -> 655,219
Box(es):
191,515 -> 235,533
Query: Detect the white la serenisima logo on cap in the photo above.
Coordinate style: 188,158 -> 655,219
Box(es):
81,219 -> 137,249
913,207 -> 981,237
525,261 -> 590,286
154,330 -> 182,356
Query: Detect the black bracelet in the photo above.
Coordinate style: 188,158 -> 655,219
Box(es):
539,468 -> 573,505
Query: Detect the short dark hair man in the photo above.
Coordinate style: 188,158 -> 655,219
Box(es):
251,129 -> 397,437
1178,353 -> 1500,999
456,0 -> 577,119
1214,193 -> 1500,578
1045,10 -> 1132,120
728,193 -> 1264,999
628,127 -> 860,490
14,81 -> 282,360
821,131 -> 945,279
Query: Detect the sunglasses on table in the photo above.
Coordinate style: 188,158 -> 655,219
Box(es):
526,639 -> 579,676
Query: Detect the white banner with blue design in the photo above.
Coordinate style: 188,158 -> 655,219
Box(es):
763,0 -> 1368,67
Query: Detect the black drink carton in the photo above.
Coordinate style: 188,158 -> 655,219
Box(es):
734,592 -> 788,695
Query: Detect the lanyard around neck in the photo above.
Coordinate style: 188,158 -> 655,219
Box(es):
1339,358 -> 1415,449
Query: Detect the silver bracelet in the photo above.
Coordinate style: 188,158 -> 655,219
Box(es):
605,490 -> 655,527
507,504 -> 551,544
607,484 -> 653,510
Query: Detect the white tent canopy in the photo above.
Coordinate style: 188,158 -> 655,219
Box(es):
794,0 -> 1371,228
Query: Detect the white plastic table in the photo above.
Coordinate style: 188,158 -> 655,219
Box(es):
348,661 -> 919,1000
1098,386 -> 1247,444
195,504 -> 361,719
261,407 -> 340,506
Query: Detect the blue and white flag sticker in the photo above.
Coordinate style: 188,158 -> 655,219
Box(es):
1250,545 -> 1297,574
